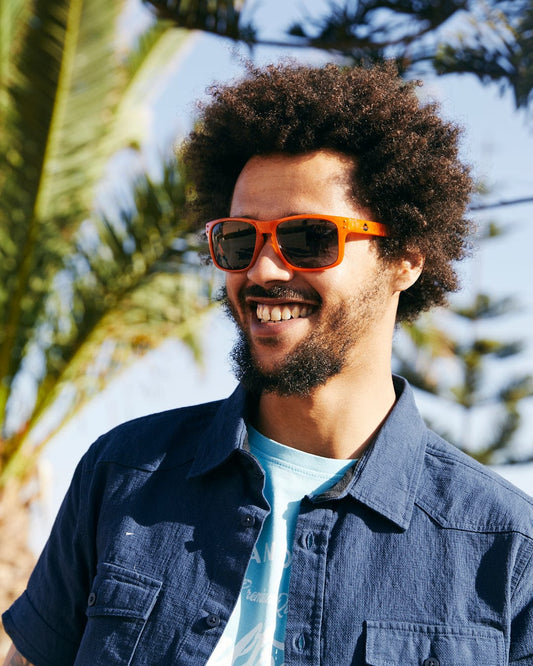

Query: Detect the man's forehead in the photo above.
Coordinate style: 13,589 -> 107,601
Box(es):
230,150 -> 363,219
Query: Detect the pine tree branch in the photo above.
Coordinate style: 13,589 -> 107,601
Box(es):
470,196 -> 533,210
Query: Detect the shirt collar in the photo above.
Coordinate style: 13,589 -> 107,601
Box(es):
188,383 -> 250,477
345,376 -> 427,530
189,376 -> 428,531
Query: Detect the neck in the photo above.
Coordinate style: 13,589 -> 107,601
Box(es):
254,357 -> 396,460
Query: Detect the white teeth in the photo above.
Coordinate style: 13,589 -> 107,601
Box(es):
270,306 -> 282,321
256,303 -> 312,322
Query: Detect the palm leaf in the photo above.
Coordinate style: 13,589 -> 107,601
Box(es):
0,161 -> 211,487
0,0 -> 123,423
0,0 -> 184,427
103,22 -> 192,156
0,159 -> 213,484
0,1 -> 211,486
0,0 -> 29,116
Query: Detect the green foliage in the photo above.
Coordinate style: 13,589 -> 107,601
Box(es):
433,1 -> 533,108
144,0 -> 254,40
0,0 -> 211,486
145,0 -> 533,109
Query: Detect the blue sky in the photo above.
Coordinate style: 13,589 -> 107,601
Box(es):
33,2 -> 533,550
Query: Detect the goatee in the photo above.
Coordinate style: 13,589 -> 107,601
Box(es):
218,286 -> 355,397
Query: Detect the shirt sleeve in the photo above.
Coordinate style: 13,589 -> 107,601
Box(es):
2,450 -> 97,666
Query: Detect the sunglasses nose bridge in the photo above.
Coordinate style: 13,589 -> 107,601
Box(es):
253,222 -> 280,258
253,229 -> 272,255
247,228 -> 294,280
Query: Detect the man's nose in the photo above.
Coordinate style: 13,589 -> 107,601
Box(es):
246,234 -> 294,285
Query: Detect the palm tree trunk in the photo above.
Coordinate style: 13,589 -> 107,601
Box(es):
0,480 -> 36,655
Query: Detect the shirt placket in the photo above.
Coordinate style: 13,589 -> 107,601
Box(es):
284,497 -> 336,664
176,454 -> 270,663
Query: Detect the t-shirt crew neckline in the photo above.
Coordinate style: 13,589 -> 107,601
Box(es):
247,424 -> 357,496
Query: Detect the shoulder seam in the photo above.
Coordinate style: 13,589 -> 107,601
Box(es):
416,498 -> 533,539
425,443 -> 533,508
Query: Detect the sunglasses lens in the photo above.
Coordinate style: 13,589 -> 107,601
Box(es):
277,218 -> 339,268
211,220 -> 257,270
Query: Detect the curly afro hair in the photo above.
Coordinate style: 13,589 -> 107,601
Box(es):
181,62 -> 474,322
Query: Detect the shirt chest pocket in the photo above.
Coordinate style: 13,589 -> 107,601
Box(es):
365,620 -> 505,666
75,562 -> 162,666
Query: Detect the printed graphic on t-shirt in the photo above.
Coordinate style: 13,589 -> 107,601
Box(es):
208,623 -> 285,666
207,538 -> 291,665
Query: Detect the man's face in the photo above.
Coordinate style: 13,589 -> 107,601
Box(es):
223,150 -> 405,396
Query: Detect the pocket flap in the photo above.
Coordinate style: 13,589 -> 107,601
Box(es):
365,620 -> 504,665
86,562 -> 162,621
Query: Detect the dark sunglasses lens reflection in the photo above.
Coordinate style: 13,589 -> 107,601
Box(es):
211,218 -> 340,271
277,218 -> 339,269
211,220 -> 257,270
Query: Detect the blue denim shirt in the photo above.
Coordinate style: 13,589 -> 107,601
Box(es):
3,377 -> 533,665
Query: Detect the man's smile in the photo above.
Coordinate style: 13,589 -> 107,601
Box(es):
239,285 -> 321,329
255,302 -> 314,322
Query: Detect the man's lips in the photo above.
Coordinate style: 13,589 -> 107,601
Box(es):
239,285 -> 320,324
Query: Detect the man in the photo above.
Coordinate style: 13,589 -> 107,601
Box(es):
3,63 -> 532,665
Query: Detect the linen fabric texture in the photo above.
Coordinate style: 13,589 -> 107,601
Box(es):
3,377 -> 533,665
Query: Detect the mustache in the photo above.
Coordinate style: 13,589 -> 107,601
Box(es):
216,285 -> 322,323
216,284 -> 321,304
238,284 -> 322,304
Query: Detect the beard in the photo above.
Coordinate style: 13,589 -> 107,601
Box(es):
219,278 -> 390,398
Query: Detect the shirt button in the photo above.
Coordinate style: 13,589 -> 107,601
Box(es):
87,592 -> 96,607
423,659 -> 440,666
301,532 -> 314,549
205,613 -> 221,629
293,633 -> 306,652
240,514 -> 255,527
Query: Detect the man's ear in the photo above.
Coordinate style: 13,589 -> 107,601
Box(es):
393,251 -> 425,292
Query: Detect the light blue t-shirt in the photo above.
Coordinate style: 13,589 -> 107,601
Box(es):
207,426 -> 356,666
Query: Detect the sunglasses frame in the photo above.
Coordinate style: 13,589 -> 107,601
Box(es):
205,214 -> 389,273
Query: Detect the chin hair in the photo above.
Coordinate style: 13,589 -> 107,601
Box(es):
229,329 -> 343,397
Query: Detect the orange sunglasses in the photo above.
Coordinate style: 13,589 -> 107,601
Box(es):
205,214 -> 389,272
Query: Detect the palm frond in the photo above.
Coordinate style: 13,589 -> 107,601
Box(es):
104,23 -> 192,156
0,0 -> 29,117
34,0 -> 124,223
4,159 -> 212,474
0,0 -> 124,424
